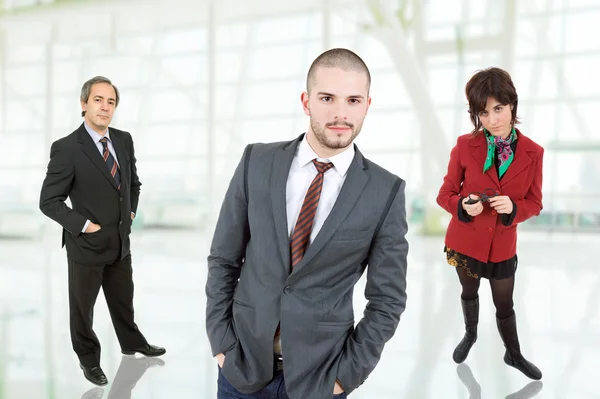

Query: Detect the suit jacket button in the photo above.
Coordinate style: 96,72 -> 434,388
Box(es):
283,286 -> 291,294
491,210 -> 497,216
119,221 -> 123,225
488,227 -> 493,233
120,197 -> 123,202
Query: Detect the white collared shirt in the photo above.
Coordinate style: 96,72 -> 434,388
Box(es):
285,137 -> 355,243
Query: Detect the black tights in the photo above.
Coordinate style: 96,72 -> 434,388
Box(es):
456,267 -> 515,319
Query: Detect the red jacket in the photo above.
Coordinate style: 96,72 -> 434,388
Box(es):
436,129 -> 544,263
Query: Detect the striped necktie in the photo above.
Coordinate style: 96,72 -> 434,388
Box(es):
274,159 -> 334,348
99,137 -> 121,190
289,159 -> 334,267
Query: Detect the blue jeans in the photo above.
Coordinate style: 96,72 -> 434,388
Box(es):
217,366 -> 347,399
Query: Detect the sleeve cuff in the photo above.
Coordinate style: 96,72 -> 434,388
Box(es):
82,220 -> 91,233
457,197 -> 472,222
501,200 -> 517,226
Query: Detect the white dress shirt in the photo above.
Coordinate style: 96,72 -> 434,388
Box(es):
274,137 -> 355,356
286,137 -> 355,243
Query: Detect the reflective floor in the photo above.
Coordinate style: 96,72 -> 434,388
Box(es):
1,225 -> 598,398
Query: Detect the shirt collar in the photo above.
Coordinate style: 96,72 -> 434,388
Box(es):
296,136 -> 355,177
84,122 -> 111,143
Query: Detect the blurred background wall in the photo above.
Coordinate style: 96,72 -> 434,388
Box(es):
1,0 -> 598,237
0,0 -> 598,398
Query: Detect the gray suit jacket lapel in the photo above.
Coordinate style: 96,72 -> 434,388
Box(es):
270,135 -> 302,272
291,147 -> 369,275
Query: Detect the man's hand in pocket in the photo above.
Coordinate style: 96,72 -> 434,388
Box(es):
333,380 -> 344,394
85,222 -> 101,233
216,353 -> 225,368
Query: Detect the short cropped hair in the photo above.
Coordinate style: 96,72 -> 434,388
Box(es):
306,48 -> 371,93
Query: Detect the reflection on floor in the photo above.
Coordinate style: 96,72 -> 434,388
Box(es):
1,227 -> 598,398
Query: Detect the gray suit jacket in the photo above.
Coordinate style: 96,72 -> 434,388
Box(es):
206,134 -> 409,399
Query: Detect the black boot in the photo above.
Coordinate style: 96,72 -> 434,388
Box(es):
496,312 -> 542,380
453,297 -> 479,363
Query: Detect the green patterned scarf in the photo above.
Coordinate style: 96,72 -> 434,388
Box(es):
483,128 -> 517,178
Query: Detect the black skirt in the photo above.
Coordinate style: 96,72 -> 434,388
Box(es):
444,246 -> 517,280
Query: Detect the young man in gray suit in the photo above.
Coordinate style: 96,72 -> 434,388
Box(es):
206,48 -> 409,399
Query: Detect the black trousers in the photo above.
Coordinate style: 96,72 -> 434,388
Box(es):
68,253 -> 147,367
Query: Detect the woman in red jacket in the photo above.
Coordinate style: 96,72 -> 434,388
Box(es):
437,67 -> 543,380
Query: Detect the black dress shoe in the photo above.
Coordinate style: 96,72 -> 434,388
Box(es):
121,343 -> 166,357
80,364 -> 108,386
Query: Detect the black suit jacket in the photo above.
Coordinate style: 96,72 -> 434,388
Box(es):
40,123 -> 141,265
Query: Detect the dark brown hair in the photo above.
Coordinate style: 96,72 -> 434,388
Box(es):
465,67 -> 519,135
306,48 -> 371,94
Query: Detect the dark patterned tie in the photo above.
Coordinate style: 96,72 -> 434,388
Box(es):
100,137 -> 121,190
275,159 -> 334,344
289,159 -> 334,267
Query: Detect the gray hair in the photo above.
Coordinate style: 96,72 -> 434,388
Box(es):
80,76 -> 120,117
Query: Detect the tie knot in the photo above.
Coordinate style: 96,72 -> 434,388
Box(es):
100,137 -> 108,144
312,159 -> 334,174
